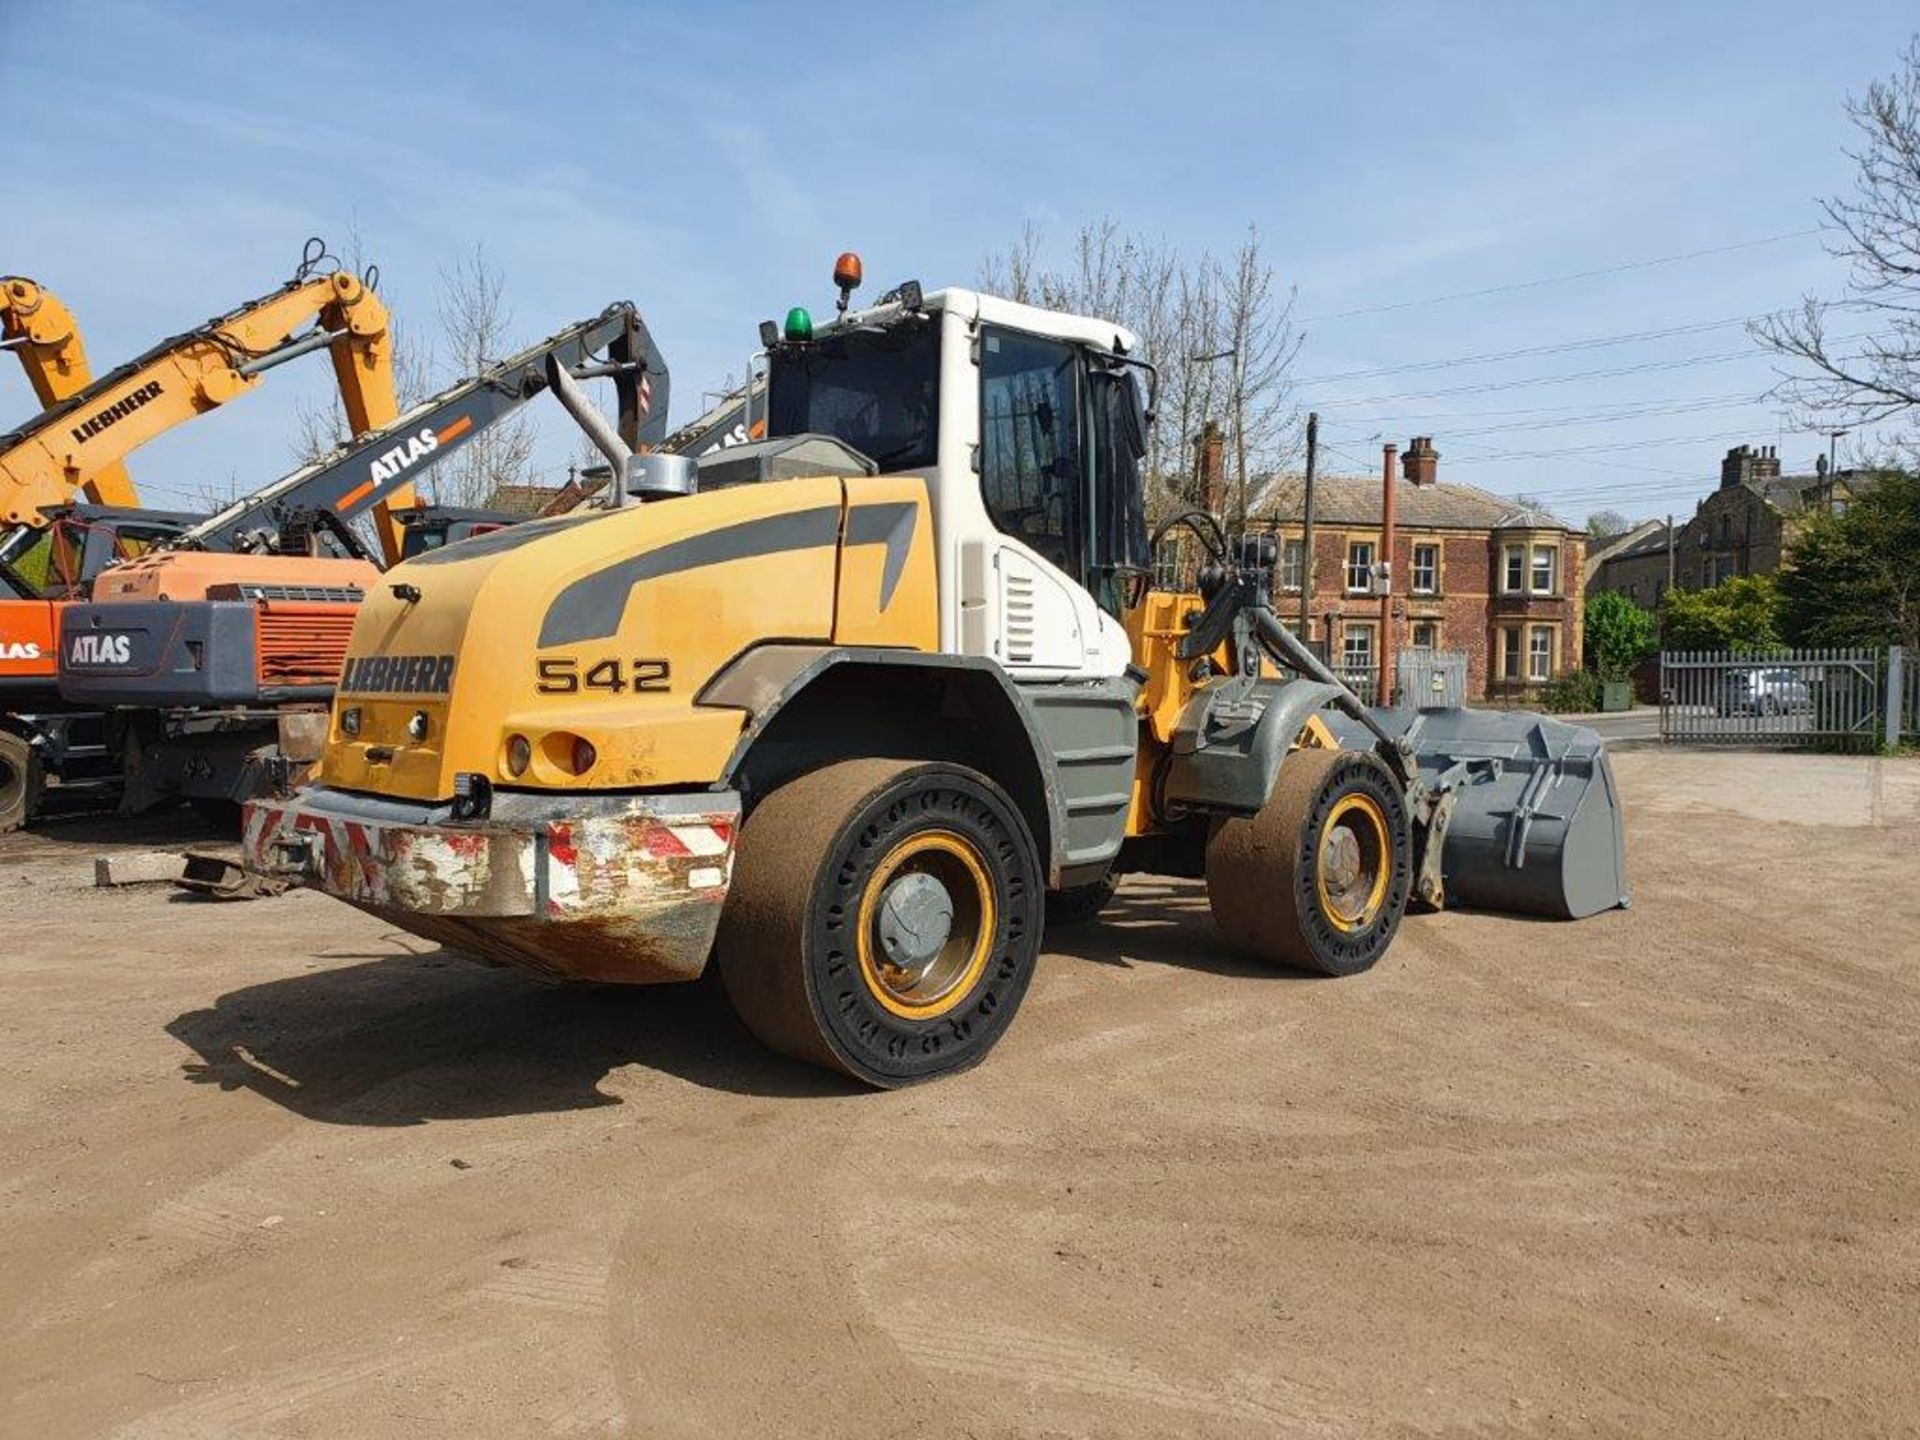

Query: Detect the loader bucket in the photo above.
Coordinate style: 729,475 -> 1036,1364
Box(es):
1326,706 -> 1630,920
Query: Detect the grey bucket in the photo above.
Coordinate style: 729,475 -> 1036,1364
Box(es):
1325,705 -> 1630,920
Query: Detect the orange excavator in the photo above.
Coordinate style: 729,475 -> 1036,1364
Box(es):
0,240 -> 398,828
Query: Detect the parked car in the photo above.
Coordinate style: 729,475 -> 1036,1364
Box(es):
1717,667 -> 1812,717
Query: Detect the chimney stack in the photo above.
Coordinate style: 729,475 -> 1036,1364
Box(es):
1195,421 -> 1227,514
1720,443 -> 1781,490
1402,435 -> 1439,487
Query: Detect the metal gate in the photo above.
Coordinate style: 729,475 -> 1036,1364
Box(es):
1397,649 -> 1469,709
1892,646 -> 1918,745
1660,648 -> 1882,749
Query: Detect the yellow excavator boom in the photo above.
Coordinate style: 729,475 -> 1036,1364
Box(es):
1,275 -> 137,507
0,240 -> 404,559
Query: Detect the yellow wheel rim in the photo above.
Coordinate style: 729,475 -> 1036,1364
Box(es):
1315,793 -> 1391,933
855,830 -> 997,1020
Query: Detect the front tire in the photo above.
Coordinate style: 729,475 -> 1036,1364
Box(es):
717,759 -> 1044,1087
1206,748 -> 1412,976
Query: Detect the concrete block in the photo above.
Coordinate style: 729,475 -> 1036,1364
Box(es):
93,850 -> 188,887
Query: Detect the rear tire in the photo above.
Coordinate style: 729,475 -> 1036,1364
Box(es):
0,729 -> 44,834
1206,748 -> 1411,976
717,759 -> 1044,1087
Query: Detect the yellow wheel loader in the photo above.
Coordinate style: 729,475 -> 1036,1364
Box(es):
244,264 -> 1627,1087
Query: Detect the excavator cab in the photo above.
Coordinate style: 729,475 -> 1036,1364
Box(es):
0,506 -> 201,603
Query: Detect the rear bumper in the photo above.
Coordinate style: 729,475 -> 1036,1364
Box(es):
242,785 -> 740,983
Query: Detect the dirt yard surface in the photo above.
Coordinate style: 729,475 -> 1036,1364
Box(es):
2,750 -> 1917,1439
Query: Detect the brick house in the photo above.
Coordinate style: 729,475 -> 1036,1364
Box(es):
1248,439 -> 1586,701
1588,444 -> 1868,603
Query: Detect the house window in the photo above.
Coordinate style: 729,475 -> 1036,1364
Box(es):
1528,625 -> 1555,682
1713,556 -> 1736,585
1410,621 -> 1439,650
1278,538 -> 1304,592
1342,621 -> 1375,680
1411,543 -> 1438,594
1346,541 -> 1374,593
1503,545 -> 1525,594
1501,627 -> 1522,680
1531,544 -> 1558,595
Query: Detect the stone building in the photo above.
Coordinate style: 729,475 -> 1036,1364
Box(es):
1587,444 -> 1867,603
1245,439 -> 1587,701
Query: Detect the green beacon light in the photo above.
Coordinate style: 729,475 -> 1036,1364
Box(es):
783,306 -> 813,343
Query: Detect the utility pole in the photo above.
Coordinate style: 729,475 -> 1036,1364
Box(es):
1665,511 -> 1676,595
1300,412 -> 1318,643
1378,441 -> 1399,706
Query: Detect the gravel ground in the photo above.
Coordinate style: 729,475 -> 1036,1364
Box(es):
1,749 -> 1916,1439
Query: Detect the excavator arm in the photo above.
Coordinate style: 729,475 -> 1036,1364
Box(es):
0,239 -> 397,540
164,302 -> 667,562
1,276 -> 137,506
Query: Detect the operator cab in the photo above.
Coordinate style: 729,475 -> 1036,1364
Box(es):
0,506 -> 204,601
758,265 -> 1153,681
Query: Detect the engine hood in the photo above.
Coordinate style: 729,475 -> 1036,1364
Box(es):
321,473 -> 935,801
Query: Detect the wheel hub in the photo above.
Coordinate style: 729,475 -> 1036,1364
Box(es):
855,828 -> 997,1020
1320,826 -> 1362,894
1316,793 -> 1390,932
876,870 -> 955,976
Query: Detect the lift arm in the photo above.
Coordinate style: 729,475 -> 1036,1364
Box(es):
1,276 -> 137,507
0,239 -> 396,535
167,302 -> 667,561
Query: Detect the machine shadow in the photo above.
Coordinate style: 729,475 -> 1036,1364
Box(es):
1043,877 -> 1327,983
165,947 -> 855,1126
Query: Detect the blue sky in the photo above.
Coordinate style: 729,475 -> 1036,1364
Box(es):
3,0 -> 1914,525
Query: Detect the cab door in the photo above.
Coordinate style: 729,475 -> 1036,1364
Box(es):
971,326 -> 1127,677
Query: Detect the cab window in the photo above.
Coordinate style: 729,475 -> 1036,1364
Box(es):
979,326 -> 1084,581
111,527 -> 171,562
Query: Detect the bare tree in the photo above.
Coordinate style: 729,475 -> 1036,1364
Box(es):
426,245 -> 535,507
978,221 -> 1046,305
288,226 -> 431,466
1753,36 -> 1920,427
979,219 -> 1301,521
1219,227 -> 1304,521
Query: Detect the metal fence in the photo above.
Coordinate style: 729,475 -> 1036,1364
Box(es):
1660,648 -> 1883,749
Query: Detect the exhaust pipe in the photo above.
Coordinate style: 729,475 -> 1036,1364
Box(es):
544,353 -> 696,506
546,352 -> 630,508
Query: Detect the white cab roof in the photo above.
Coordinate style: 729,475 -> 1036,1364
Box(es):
823,286 -> 1139,356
